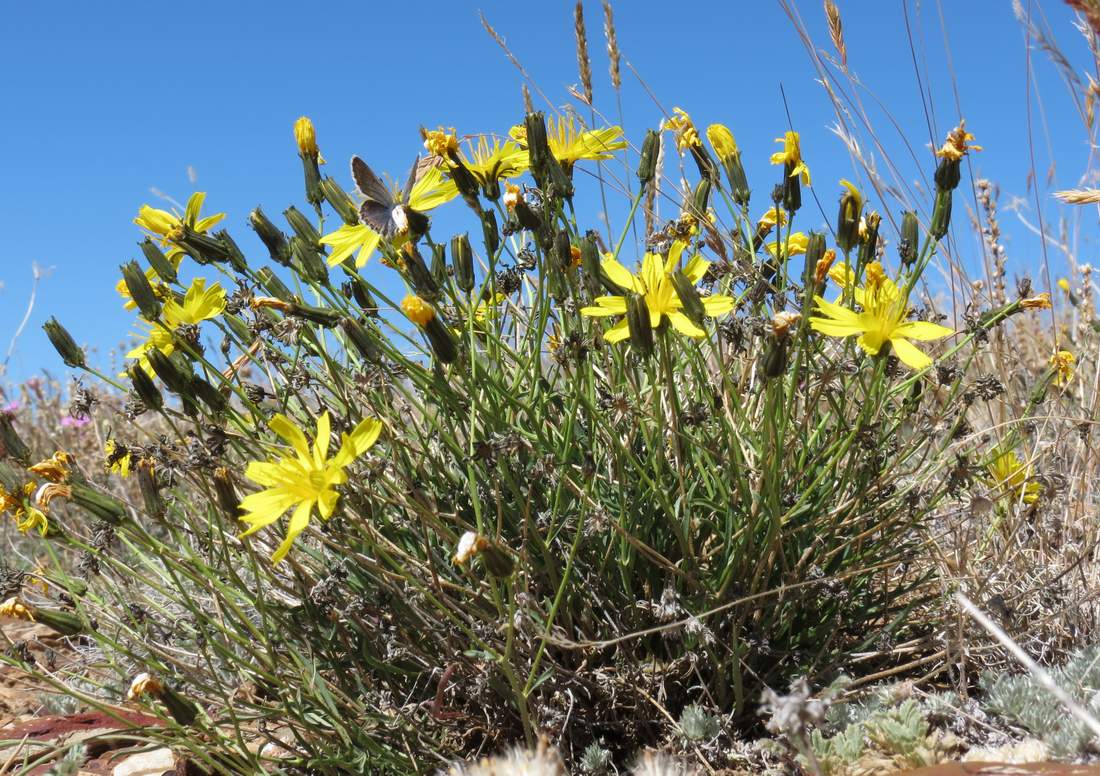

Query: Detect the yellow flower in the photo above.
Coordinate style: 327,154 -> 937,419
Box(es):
1058,278 -> 1072,293
319,224 -> 382,268
0,481 -> 47,536
239,412 -> 382,563
422,127 -> 459,157
104,439 -> 132,477
815,249 -> 837,285
706,123 -> 739,161
27,451 -> 72,483
503,183 -> 522,210
987,447 -> 1041,505
935,121 -> 982,161
16,506 -> 48,537
510,116 -> 626,171
664,107 -> 701,151
456,135 -> 529,188
580,241 -> 734,341
473,293 -> 506,325
134,192 -> 226,262
294,116 -> 324,162
769,131 -> 811,185
809,261 -> 953,370
126,278 -> 226,374
1020,292 -> 1052,310
757,207 -> 788,230
402,295 -> 436,326
1051,350 -> 1075,385
764,232 -> 810,257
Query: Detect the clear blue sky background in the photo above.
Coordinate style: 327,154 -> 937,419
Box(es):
0,1 -> 1093,385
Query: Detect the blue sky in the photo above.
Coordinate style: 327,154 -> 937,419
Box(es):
0,1 -> 1092,384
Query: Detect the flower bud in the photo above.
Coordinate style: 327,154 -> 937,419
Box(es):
250,207 -> 291,266
762,338 -> 788,379
135,457 -> 164,519
801,232 -> 827,289
553,230 -> 573,270
320,177 -> 360,226
579,233 -> 603,298
295,117 -> 323,206
139,239 -> 178,284
451,233 -> 475,293
899,211 -> 919,267
257,267 -> 294,301
934,157 -> 961,192
0,412 -> 30,464
401,244 -> 441,300
128,363 -> 163,412
43,318 -> 86,369
453,532 -> 514,577
340,317 -> 382,363
670,270 -> 706,328
636,128 -> 660,187
857,211 -> 881,267
626,294 -> 654,359
69,481 -> 127,524
146,349 -> 193,397
0,597 -> 84,636
524,112 -> 573,200
190,376 -> 228,413
290,235 -> 329,284
212,467 -> 241,522
403,296 -> 457,363
294,116 -> 319,158
431,243 -> 448,285
691,177 -> 711,218
120,260 -> 161,320
174,228 -> 230,264
481,209 -> 500,257
284,206 -> 322,246
214,230 -> 249,273
835,180 -> 863,254
930,189 -> 952,241
707,124 -> 750,206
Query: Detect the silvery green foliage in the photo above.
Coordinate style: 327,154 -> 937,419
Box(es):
43,745 -> 86,776
809,725 -> 865,776
864,700 -> 929,758
811,692 -> 932,772
579,742 -> 612,773
678,703 -> 721,741
980,645 -> 1100,757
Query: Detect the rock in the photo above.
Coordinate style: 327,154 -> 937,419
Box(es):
109,746 -> 177,776
897,761 -> 1100,774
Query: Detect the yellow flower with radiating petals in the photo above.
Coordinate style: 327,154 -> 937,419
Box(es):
664,107 -> 701,151
580,241 -> 734,341
456,135 -> 529,188
422,127 -> 459,157
809,261 -> 953,370
987,447 -> 1041,505
769,131 -> 811,186
319,224 -> 382,268
125,278 -> 226,375
1051,350 -> 1075,385
764,232 -> 810,257
510,116 -> 626,171
239,412 -> 382,563
134,192 -> 226,263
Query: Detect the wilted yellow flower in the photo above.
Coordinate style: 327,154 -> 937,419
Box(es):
16,506 -> 48,537
664,107 -> 701,151
815,249 -> 837,285
770,131 -> 811,185
935,121 -> 982,161
105,439 -> 132,477
503,183 -> 521,210
580,241 -> 734,341
987,447 -> 1041,505
134,192 -> 226,262
0,597 -> 35,621
706,123 -> 738,161
0,481 -> 48,537
1020,292 -> 1052,310
1051,350 -> 1075,385
757,207 -> 788,230
765,232 -> 810,257
772,312 -> 802,338
454,531 -> 489,565
422,126 -> 459,157
28,451 -> 73,484
127,672 -> 165,701
240,412 -> 383,563
402,295 -> 436,326
810,261 -> 953,370
294,116 -> 323,161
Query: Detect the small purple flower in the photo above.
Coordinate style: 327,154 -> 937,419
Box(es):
61,415 -> 91,428
1,401 -> 20,413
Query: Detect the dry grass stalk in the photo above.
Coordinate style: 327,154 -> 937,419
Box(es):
1066,0 -> 1100,39
824,0 -> 847,69
522,83 -> 534,114
603,0 -> 622,91
574,1 -> 594,106
1053,187 -> 1100,204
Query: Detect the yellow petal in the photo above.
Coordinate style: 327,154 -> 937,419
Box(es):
269,414 -> 311,461
667,311 -> 706,338
603,319 -> 631,343
683,255 -> 711,285
893,320 -> 953,341
889,337 -> 933,370
701,294 -> 734,317
601,257 -> 639,292
314,411 -> 331,463
270,500 -> 314,563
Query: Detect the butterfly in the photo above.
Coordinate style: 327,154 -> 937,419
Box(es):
350,155 -> 435,241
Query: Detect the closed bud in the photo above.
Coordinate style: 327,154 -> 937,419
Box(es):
431,243 -> 448,285
295,117 -> 323,206
402,244 -> 440,300
689,144 -> 720,184
284,206 -> 322,246
0,412 -> 30,464
320,177 -> 360,225
135,457 -> 164,519
0,598 -> 84,636
146,349 -> 193,397
348,277 -> 378,314
691,177 -> 711,218
762,338 -> 788,379
524,112 -> 574,200
857,211 -> 881,267
120,260 -> 161,320
290,235 -> 329,284
636,128 -> 660,186
449,156 -> 484,210
212,467 -> 241,523
69,481 -> 127,524
481,209 -> 500,257
930,189 -> 952,240
512,198 -> 542,231
214,230 -> 248,273
128,363 -> 163,412
190,376 -> 228,413
835,180 -> 863,254
139,239 -> 178,283
801,232 -> 827,288
899,211 -> 919,267
451,233 -> 475,293
626,294 -> 654,359
159,683 -> 200,726
670,270 -> 706,328
424,317 -> 458,364
707,124 -> 750,205
249,207 -> 291,266
341,317 -> 382,362
257,267 -> 294,301
579,233 -> 603,297
781,167 -> 802,213
553,230 -> 573,270
174,228 -> 230,265
934,157 -> 962,192
43,318 -> 86,369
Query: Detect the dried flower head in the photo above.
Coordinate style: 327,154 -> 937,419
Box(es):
127,672 -> 165,701
664,108 -> 701,151
1051,350 -> 1076,385
1020,292 -> 1052,310
935,120 -> 982,161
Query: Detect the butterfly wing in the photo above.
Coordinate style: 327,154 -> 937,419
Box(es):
350,156 -> 393,207
359,202 -> 394,235
400,156 -> 422,202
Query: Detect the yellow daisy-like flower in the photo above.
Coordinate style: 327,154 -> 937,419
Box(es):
809,262 -> 953,370
664,107 -> 702,151
1051,350 -> 1075,385
422,126 -> 459,157
1020,293 -> 1052,310
987,447 -> 1041,505
764,232 -> 810,257
319,224 -> 382,268
116,269 -> 170,312
757,207 -> 788,230
510,116 -> 626,171
134,192 -> 226,263
456,135 -> 529,188
239,412 -> 382,563
580,241 -> 734,341
769,131 -> 811,185
126,278 -> 227,375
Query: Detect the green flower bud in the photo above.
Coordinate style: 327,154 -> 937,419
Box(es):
290,235 -> 329,284
174,228 -> 230,265
626,294 -> 654,359
249,207 -> 291,266
120,260 -> 161,320
320,177 -> 360,226
424,317 -> 458,364
431,242 -> 448,285
257,267 -> 294,301
69,481 -> 127,524
481,209 -> 500,257
670,270 -> 706,328
402,244 -> 441,300
524,112 -> 573,200
930,189 -> 952,241
835,181 -> 863,254
139,239 -> 178,284
212,467 -> 241,523
691,177 -> 712,218
284,206 -> 321,246
580,233 -> 603,298
451,233 -> 475,293
128,363 -> 163,412
136,458 -> 165,519
857,211 -> 881,268
340,317 -> 382,363
43,318 -> 86,369
0,412 -> 30,464
146,349 -> 193,397
899,211 -> 919,267
762,338 -> 788,380
636,128 -> 660,187
214,230 -> 249,273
